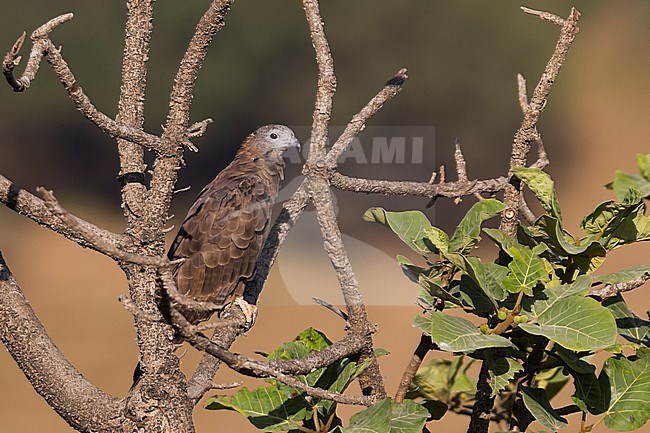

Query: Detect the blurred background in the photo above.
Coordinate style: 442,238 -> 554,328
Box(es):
0,1 -> 649,432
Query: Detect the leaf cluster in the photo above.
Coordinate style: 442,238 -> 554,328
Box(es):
364,156 -> 650,432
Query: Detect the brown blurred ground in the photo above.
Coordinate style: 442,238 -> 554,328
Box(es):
1,1 -> 649,432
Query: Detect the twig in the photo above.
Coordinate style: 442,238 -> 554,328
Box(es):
394,335 -> 433,403
0,174 -> 126,255
517,73 -> 529,112
330,171 -> 506,198
36,187 -> 171,268
313,297 -> 349,322
209,381 -> 242,390
519,196 -> 537,224
2,14 -> 167,154
454,139 -> 469,182
589,275 -> 650,299
167,306 -> 369,404
324,68 -> 408,168
500,6 -> 580,237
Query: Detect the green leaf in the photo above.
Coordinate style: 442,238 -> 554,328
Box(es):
638,154 -> 650,181
522,275 -> 592,320
609,171 -> 650,201
604,294 -> 650,347
483,228 -> 517,253
419,275 -> 463,306
535,367 -> 570,401
447,199 -> 506,253
552,344 -> 595,374
397,255 -> 427,284
363,207 -> 433,254
268,328 -> 331,360
458,276 -> 498,316
424,226 -> 449,255
581,197 -> 645,251
602,348 -> 650,430
596,265 -> 650,285
205,386 -> 309,431
502,245 -> 549,296
413,315 -> 431,335
513,167 -> 562,219
521,386 -> 568,431
343,399 -> 429,433
572,371 -> 607,414
463,257 -> 508,302
428,312 -> 513,352
520,296 -> 617,351
407,357 -> 475,404
487,356 -> 522,396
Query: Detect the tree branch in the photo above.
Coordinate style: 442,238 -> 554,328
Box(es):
0,252 -> 123,432
589,275 -> 650,299
499,6 -> 580,236
394,335 -> 433,403
0,174 -> 127,254
324,68 -> 408,168
2,14 -> 168,154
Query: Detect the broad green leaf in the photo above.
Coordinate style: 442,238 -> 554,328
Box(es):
572,371 -> 607,414
513,167 -> 562,219
343,399 -> 429,433
520,296 -> 617,351
205,386 -> 309,431
483,228 -> 517,254
419,275 -> 463,306
397,255 -> 427,284
535,367 -> 570,401
464,257 -> 508,302
596,265 -> 650,285
581,197 -> 645,251
534,216 -> 595,255
502,245 -> 549,296
268,328 -> 331,360
522,275 -> 592,321
604,294 -> 650,347
602,348 -> 650,430
635,213 -> 650,242
413,315 -> 431,335
638,153 -> 650,181
609,171 -> 650,201
458,276 -> 498,316
521,386 -> 568,431
428,312 -> 513,352
447,199 -> 506,253
407,358 -> 475,404
552,344 -> 595,374
363,207 -> 433,254
487,356 -> 522,396
424,226 -> 449,255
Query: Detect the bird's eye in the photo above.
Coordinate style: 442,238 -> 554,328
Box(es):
270,133 -> 278,139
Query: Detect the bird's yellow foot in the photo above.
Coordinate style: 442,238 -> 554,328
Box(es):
234,297 -> 258,331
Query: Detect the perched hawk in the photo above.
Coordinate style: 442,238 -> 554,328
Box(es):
170,124 -> 300,324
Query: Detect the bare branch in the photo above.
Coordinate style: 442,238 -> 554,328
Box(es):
330,171 -> 508,198
0,174 -> 127,254
589,275 -> 650,299
313,297 -> 349,322
245,181 -> 310,302
325,68 -> 408,168
394,335 -> 433,403
2,14 -> 167,154
519,195 -> 537,225
454,139 -> 469,182
0,252 -> 123,431
500,6 -> 580,237
36,187 -> 171,267
517,73 -> 529,112
303,0 -> 336,165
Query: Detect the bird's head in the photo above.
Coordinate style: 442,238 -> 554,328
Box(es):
251,124 -> 301,153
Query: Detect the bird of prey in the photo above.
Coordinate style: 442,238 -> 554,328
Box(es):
169,124 -> 300,324
131,125 -> 299,391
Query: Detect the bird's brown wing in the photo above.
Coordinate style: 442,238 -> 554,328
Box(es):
169,174 -> 274,323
